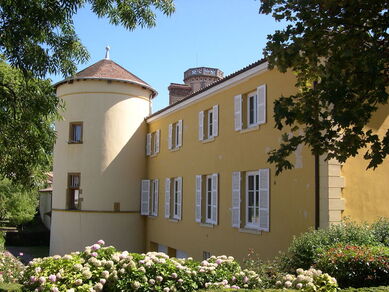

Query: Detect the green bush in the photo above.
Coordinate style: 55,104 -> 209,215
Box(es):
281,220 -> 386,271
340,287 -> 389,292
22,240 -> 264,291
371,218 -> 389,247
0,232 -> 4,251
315,244 -> 389,288
0,283 -> 22,291
0,252 -> 24,284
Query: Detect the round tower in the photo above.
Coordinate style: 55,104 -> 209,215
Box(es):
50,55 -> 156,255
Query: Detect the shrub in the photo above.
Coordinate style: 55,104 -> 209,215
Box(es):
281,220 -> 382,271
242,248 -> 284,288
0,252 -> 24,284
0,283 -> 22,291
340,287 -> 389,292
275,268 -> 338,291
314,244 -> 389,288
22,240 -> 264,291
371,218 -> 389,247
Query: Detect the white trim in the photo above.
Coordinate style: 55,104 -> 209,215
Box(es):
245,171 -> 260,230
247,90 -> 258,128
198,111 -> 204,141
205,175 -> 213,224
147,62 -> 269,122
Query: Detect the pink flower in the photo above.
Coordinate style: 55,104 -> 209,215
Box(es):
243,276 -> 249,283
91,244 -> 101,251
216,259 -> 222,265
48,274 -> 57,282
30,276 -> 37,283
19,252 -> 24,256
91,252 -> 98,257
97,240 -> 105,246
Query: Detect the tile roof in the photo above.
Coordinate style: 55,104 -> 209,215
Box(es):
55,59 -> 157,97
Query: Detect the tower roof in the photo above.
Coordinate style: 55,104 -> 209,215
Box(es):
55,59 -> 157,97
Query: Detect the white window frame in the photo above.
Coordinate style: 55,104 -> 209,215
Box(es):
245,171 -> 260,229
205,175 -> 213,223
172,177 -> 182,220
207,110 -> 213,139
150,179 -> 159,216
247,91 -> 258,128
175,123 -> 180,148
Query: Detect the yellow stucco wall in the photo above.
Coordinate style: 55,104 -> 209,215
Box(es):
145,68 -> 316,261
50,79 -> 152,255
342,103 -> 389,222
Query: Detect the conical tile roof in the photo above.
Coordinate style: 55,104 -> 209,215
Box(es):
55,59 -> 157,97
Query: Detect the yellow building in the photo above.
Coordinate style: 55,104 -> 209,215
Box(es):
50,55 -> 389,261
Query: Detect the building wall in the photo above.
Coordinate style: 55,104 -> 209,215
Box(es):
50,79 -> 152,255
145,68 -> 316,261
341,103 -> 389,222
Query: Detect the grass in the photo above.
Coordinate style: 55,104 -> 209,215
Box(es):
0,283 -> 22,292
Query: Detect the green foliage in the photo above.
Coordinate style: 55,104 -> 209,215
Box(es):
260,0 -> 389,174
275,268 -> 338,291
0,252 -> 25,284
280,220 -> 382,271
0,0 -> 175,78
0,0 -> 175,187
371,218 -> 389,247
22,240 -> 264,291
243,249 -> 284,288
0,283 -> 22,292
0,180 -> 38,226
0,233 -> 4,251
315,245 -> 389,288
340,287 -> 389,292
0,58 -> 60,187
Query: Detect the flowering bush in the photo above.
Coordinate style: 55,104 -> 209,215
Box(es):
315,244 -> 389,288
22,240 -> 263,291
275,268 -> 338,291
0,251 -> 24,284
280,220 -> 381,271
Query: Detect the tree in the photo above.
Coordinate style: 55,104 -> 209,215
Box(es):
0,179 -> 38,226
260,0 -> 388,174
0,0 -> 175,186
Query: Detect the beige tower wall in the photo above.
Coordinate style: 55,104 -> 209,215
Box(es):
50,79 -> 152,255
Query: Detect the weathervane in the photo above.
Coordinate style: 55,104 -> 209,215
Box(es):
105,46 -> 110,60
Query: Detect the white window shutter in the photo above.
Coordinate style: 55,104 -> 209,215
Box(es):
141,180 -> 150,215
234,95 -> 242,131
211,173 -> 218,225
155,130 -> 160,154
213,105 -> 219,137
259,168 -> 270,231
168,124 -> 173,150
177,177 -> 182,220
232,172 -> 241,228
198,111 -> 204,141
195,175 -> 202,222
153,179 -> 159,216
146,133 -> 151,156
165,178 -> 171,218
257,84 -> 266,125
177,120 -> 183,147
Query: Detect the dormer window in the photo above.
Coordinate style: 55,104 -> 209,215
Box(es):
69,122 -> 83,143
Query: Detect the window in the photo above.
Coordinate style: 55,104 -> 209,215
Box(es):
195,173 -> 218,225
164,177 -> 182,220
141,179 -> 159,216
231,169 -> 270,231
146,130 -> 160,156
234,84 -> 266,131
199,105 -> 218,141
168,120 -> 183,150
67,173 -> 81,209
69,122 -> 83,143
203,251 -> 211,260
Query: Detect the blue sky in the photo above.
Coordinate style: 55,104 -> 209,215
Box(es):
53,0 -> 286,112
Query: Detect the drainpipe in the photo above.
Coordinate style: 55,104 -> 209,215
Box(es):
315,154 -> 320,229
